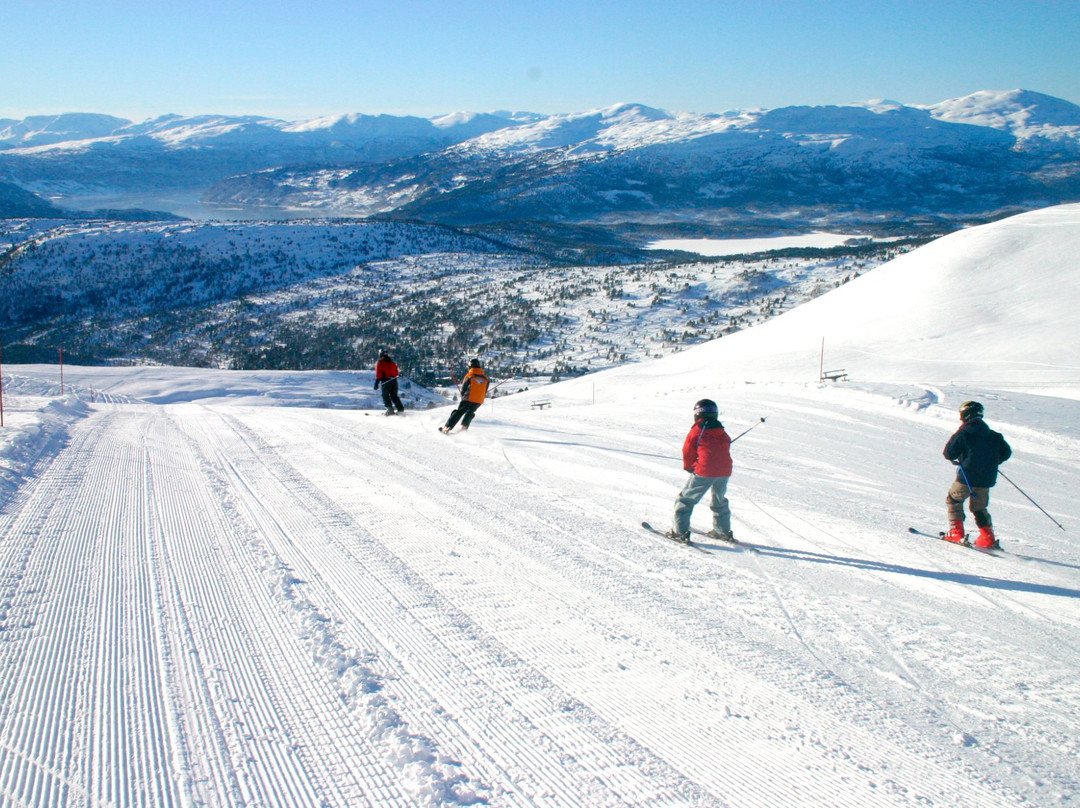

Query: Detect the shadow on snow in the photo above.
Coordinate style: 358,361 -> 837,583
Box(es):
709,542 -> 1080,600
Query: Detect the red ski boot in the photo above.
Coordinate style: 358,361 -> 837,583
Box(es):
973,526 -> 999,550
943,520 -> 967,544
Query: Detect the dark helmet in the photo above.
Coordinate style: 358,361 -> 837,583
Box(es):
959,400 -> 984,422
469,358 -> 482,368
693,398 -> 719,420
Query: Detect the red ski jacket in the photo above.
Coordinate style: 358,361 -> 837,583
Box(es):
682,420 -> 732,477
375,357 -> 399,383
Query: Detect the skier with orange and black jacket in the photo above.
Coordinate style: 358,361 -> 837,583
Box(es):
439,359 -> 489,433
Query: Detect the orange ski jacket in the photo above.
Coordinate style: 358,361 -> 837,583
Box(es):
460,367 -> 489,404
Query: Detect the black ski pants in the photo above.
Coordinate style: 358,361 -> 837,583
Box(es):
444,400 -> 481,430
380,378 -> 404,412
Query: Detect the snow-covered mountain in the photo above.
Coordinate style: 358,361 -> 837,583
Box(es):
0,204 -> 1076,807
0,109 -> 526,151
203,92 -> 1080,225
0,109 -> 526,205
926,89 -> 1080,147
0,112 -> 131,148
453,102 -> 757,153
2,90 -> 1079,225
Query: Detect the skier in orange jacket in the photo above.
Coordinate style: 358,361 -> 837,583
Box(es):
440,359 -> 489,433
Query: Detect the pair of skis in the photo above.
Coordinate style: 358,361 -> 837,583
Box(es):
645,521 -> 1003,557
640,522 -> 739,554
907,527 -> 1003,555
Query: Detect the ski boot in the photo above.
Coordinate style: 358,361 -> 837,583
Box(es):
664,530 -> 692,544
943,520 -> 967,544
706,529 -> 737,544
973,526 -> 1000,550
439,425 -> 452,434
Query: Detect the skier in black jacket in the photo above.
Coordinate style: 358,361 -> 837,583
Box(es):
942,400 -> 1012,549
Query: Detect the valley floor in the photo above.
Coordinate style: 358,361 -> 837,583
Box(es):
0,370 -> 1077,807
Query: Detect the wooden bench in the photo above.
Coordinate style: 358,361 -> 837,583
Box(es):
822,369 -> 848,382
531,399 -> 552,410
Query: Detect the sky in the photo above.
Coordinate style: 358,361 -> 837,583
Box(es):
4,0 -> 1080,123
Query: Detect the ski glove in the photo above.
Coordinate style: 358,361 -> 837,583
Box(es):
373,380 -> 380,389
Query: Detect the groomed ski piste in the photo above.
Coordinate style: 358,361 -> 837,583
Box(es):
1,204 -> 1078,807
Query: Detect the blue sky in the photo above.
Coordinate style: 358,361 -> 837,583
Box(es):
4,0 -> 1079,122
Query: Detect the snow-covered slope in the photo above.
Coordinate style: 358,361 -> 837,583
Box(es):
0,217 -> 1077,805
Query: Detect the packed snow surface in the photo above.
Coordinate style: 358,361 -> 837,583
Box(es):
1,205 -> 1078,807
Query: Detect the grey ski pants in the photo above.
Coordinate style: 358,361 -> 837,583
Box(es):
673,474 -> 731,535
946,480 -> 992,526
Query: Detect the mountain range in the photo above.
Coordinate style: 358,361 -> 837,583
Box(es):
2,90 -> 1079,230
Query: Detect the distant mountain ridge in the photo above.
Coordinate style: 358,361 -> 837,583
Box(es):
5,90 -> 1074,152
2,90 -> 1079,225
0,113 -> 132,148
928,89 -> 1080,138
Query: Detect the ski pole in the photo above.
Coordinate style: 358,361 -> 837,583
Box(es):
731,417 -> 766,443
955,461 -> 975,495
999,470 -> 1065,531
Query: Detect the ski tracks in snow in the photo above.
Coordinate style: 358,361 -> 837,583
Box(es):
0,400 -> 1074,806
731,493 -> 1080,804
0,408 -> 182,807
0,404 -> 481,807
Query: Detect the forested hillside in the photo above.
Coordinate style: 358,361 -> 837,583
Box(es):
1,218 -> 917,384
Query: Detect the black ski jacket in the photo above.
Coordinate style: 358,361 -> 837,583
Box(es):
943,418 -> 1011,488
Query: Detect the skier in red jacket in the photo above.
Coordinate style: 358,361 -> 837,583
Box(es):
374,353 -> 405,415
666,399 -> 736,543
